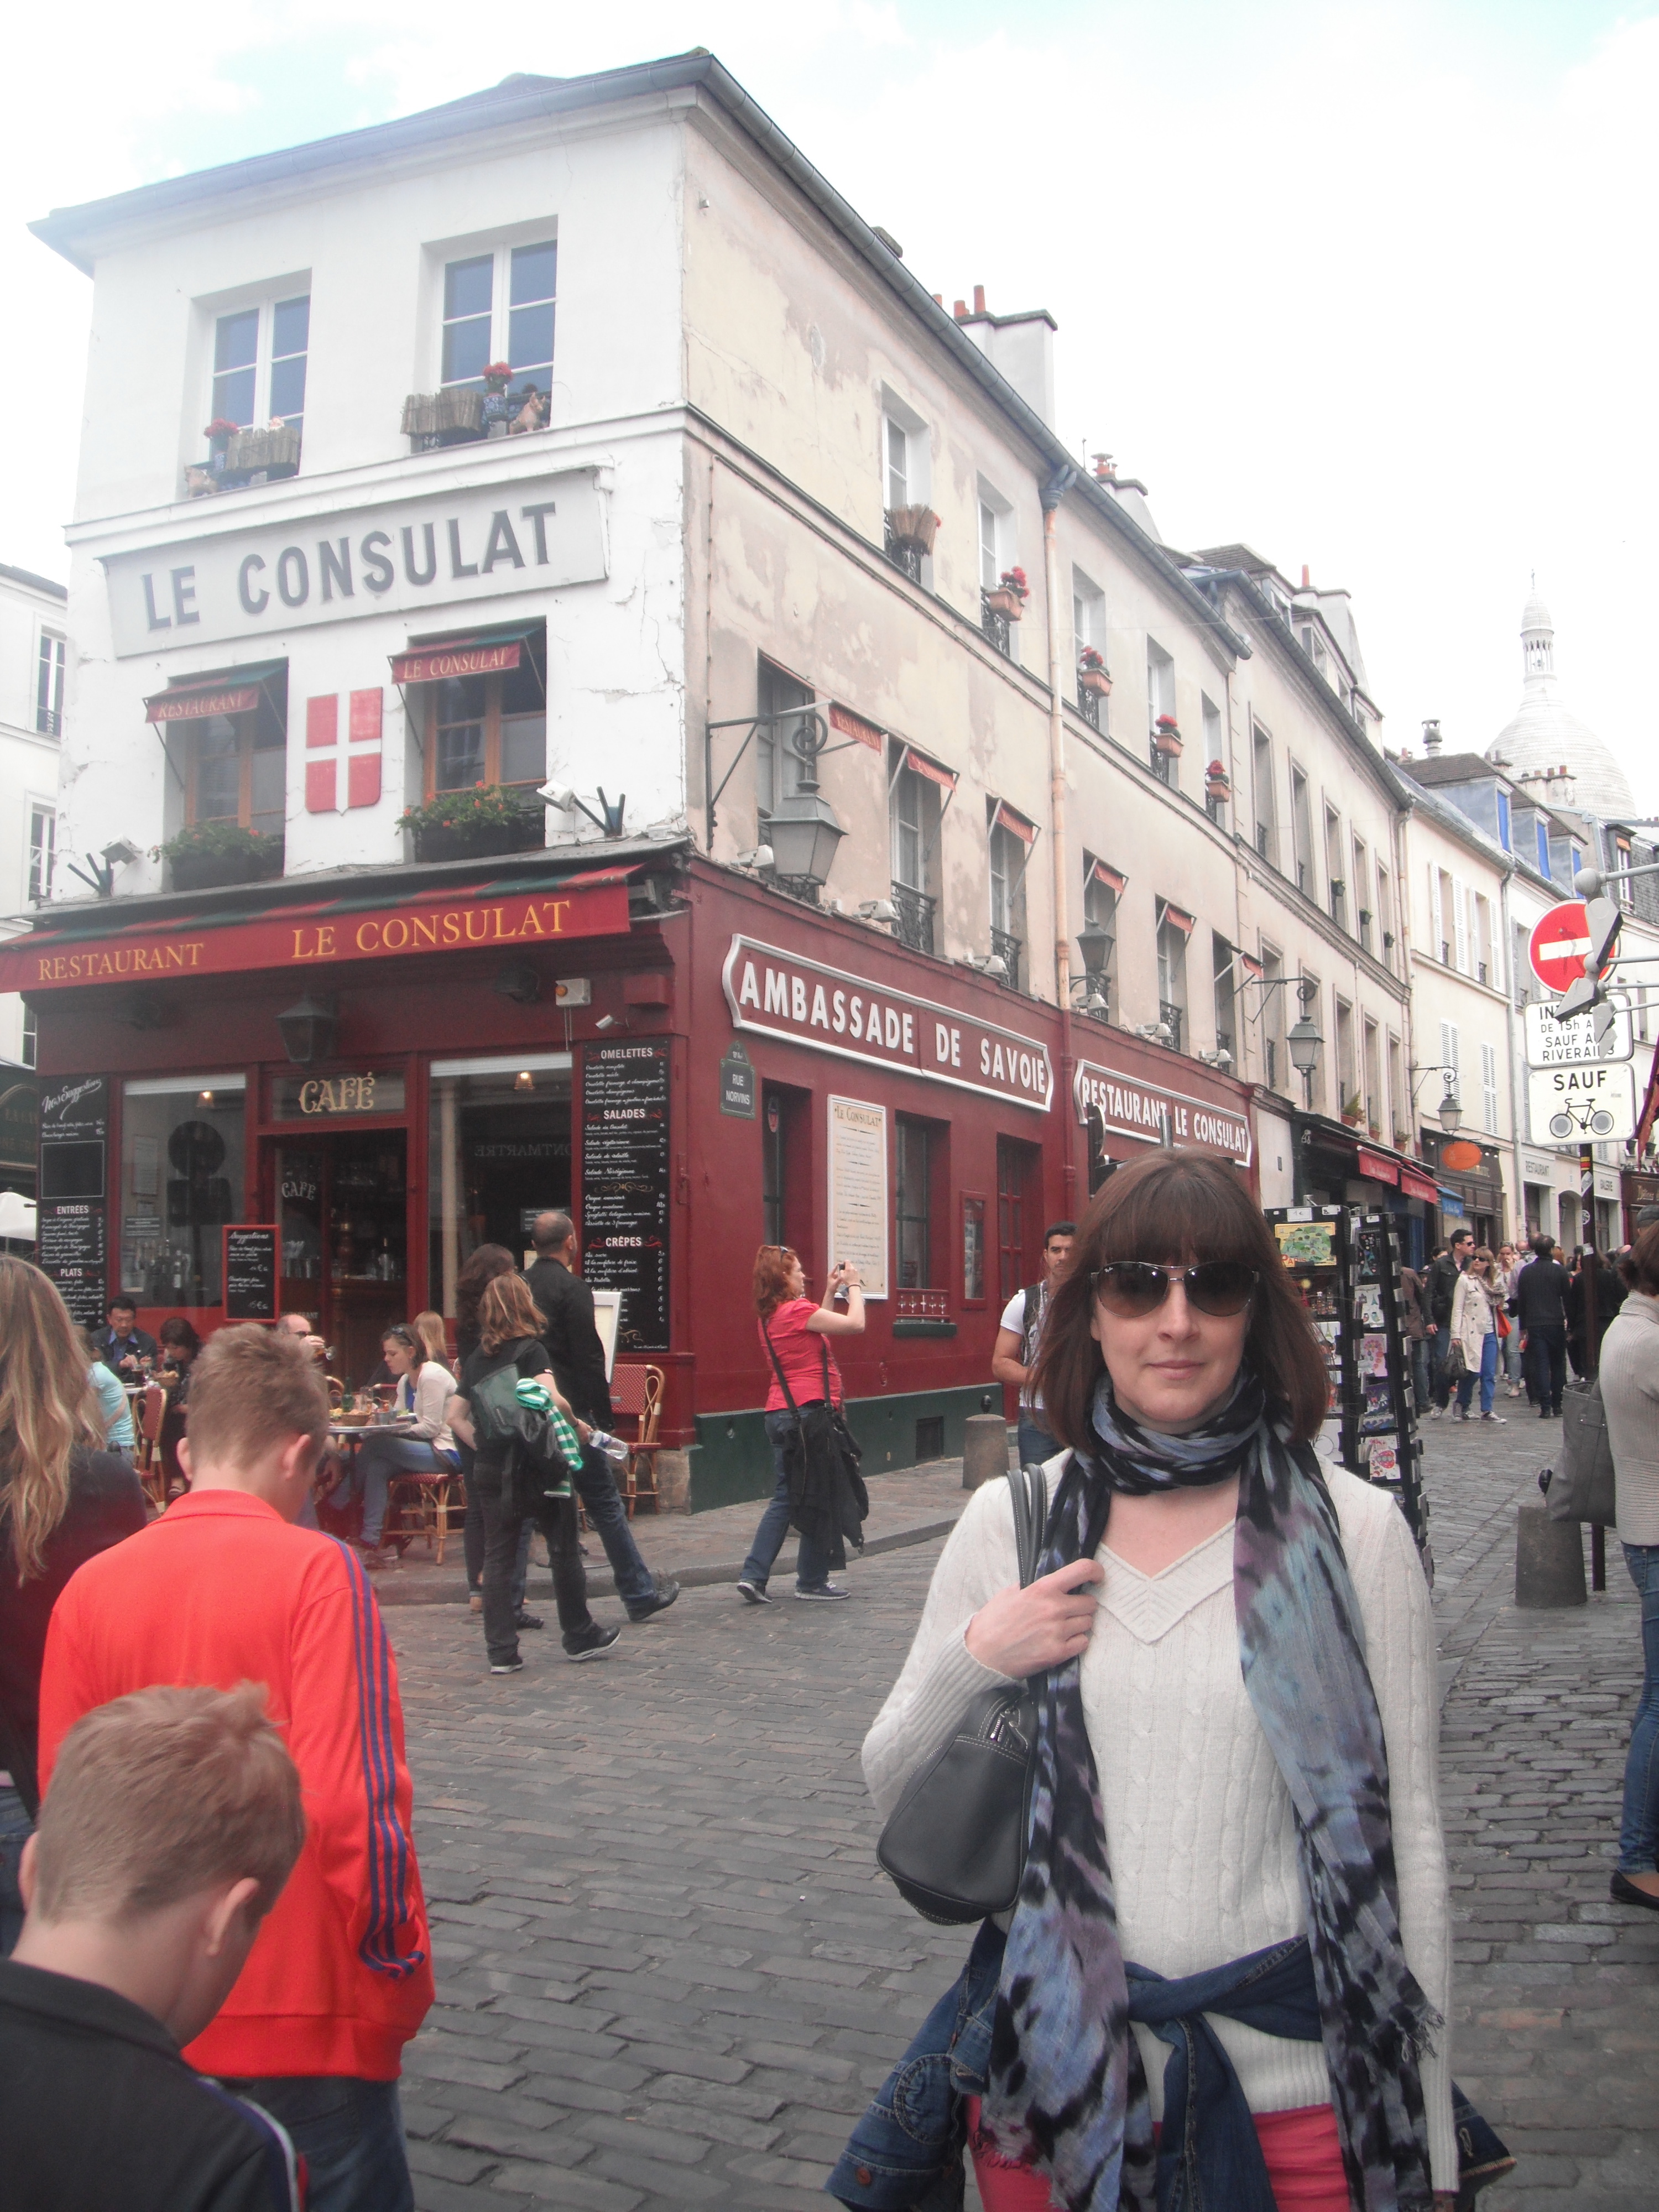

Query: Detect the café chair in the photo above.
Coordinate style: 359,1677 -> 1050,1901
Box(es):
135,1383 -> 170,1515
607,1364 -> 665,1519
385,1465 -> 462,1566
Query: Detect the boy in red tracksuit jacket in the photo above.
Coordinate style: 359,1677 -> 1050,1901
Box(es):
39,1324 -> 433,2212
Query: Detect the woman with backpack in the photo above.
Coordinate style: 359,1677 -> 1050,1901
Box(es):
447,1274 -> 613,1674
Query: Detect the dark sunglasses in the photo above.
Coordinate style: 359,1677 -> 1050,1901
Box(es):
1091,1261 -> 1259,1319
384,1325 -> 416,1345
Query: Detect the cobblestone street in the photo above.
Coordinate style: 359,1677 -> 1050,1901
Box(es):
387,1414 -> 1655,2211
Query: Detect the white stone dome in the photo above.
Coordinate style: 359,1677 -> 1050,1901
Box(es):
1487,588 -> 1635,817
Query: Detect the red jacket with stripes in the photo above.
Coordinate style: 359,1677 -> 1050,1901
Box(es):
38,1490 -> 433,2080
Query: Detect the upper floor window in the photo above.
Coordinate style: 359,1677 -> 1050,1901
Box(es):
885,415 -> 911,509
880,391 -> 932,573
1251,724 -> 1276,865
189,705 -> 286,846
888,743 -> 950,953
1323,807 -> 1345,926
1073,573 -> 1109,731
1289,766 -> 1313,895
28,806 -> 54,903
419,633 -> 547,799
1079,859 -> 1120,1020
988,805 -> 1031,989
441,241 -> 557,393
1147,638 -> 1177,787
213,295 -> 309,431
756,658 -> 816,821
36,633 -> 65,737
1155,899 -> 1192,1052
1352,836 -> 1371,950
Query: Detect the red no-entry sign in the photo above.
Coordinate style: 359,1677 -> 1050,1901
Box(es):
1529,900 -> 1609,994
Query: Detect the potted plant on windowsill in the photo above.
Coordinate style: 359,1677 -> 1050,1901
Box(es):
886,504 -> 940,555
401,783 -> 546,863
1394,1129 -> 1413,1152
1340,1094 -> 1364,1128
1204,759 -> 1231,800
1078,648 -> 1112,696
1152,714 -> 1183,757
157,821 -> 284,892
985,567 -> 1029,620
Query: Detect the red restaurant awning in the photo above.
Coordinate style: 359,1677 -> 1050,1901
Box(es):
1400,1167 -> 1439,1203
390,638 -> 523,685
144,682 -> 259,723
1356,1146 -> 1399,1186
0,868 -> 633,997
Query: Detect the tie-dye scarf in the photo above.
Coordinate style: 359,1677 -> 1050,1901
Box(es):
982,1368 -> 1440,2212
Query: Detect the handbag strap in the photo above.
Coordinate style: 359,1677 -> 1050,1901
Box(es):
1007,1462 -> 1049,1588
760,1316 -> 802,1420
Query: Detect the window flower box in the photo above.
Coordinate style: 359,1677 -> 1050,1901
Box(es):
986,567 -> 1029,621
400,389 -> 486,448
401,785 -> 545,863
1153,715 -> 1183,758
158,823 -> 284,892
886,503 -> 940,554
1078,650 -> 1112,696
225,424 -> 301,474
1203,759 -> 1231,800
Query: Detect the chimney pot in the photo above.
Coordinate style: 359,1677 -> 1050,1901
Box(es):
973,284 -> 987,314
1301,564 -> 1311,589
931,293 -> 942,306
1422,718 -> 1443,755
953,299 -> 968,319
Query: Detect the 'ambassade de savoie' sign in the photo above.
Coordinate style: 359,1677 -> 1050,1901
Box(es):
722,935 -> 1053,1112
103,470 -> 607,658
0,873 -> 632,995
1072,1057 -> 1252,1166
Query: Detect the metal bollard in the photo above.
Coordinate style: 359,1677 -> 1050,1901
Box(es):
1515,1503 -> 1587,1608
962,1413 -> 1010,1491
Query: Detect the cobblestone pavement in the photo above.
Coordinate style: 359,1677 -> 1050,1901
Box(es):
385,1410 -> 1655,2211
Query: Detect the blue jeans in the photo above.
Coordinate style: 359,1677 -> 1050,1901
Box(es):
1456,1332 -> 1498,1416
215,2075 -> 410,2212
571,1441 -> 657,1614
1500,1323 -> 1522,1383
1017,1413 -> 1060,1469
742,1410 -> 832,1591
0,1782 -> 30,1955
1408,1335 -> 1433,1414
1619,1543 -> 1659,1874
343,1436 -> 458,1547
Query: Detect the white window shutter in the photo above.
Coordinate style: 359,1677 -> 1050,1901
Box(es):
1453,879 -> 1470,973
1430,867 -> 1443,954
1481,1042 -> 1499,1131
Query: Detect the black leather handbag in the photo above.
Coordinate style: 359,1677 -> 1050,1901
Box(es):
876,1463 -> 1048,1924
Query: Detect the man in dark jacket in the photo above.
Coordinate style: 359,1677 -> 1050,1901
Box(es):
1423,1229 -> 1473,1415
523,1214 -> 678,1626
1514,1232 -> 1571,1417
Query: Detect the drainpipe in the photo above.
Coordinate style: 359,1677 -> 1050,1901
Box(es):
1042,466 -> 1079,1207
1500,863 -> 1523,1241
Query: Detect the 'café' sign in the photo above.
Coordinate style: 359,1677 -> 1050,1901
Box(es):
722,935 -> 1053,1112
1073,1058 -> 1252,1166
103,470 -> 607,658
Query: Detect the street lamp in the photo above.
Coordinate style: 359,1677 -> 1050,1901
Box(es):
276,992 -> 337,1066
1436,1089 -> 1462,1134
1286,1004 -> 1323,1078
1076,921 -> 1113,979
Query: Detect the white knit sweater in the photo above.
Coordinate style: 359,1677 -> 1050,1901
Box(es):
862,1463 -> 1456,2191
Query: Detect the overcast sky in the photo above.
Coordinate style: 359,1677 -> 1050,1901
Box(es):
7,2 -> 1655,805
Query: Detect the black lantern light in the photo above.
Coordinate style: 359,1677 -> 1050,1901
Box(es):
276,992 -> 337,1066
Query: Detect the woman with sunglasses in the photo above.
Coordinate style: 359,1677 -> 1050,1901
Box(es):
846,1151 -> 1454,2212
343,1323 -> 461,1567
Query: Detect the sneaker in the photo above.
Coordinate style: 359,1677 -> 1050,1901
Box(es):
1453,1408 -> 1470,1422
469,1591 -> 483,1613
489,1657 -> 524,1676
1480,1412 -> 1507,1423
1539,1407 -> 1552,1420
565,1624 -> 621,1662
356,1543 -> 395,1569
1426,1406 -> 1444,1421
735,1579 -> 772,1605
794,1584 -> 851,1602
515,1610 -> 544,1631
627,1578 -> 681,1624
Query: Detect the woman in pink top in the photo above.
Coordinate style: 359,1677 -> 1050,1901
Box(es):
738,1247 -> 864,1605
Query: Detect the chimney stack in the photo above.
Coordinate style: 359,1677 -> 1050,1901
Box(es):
1301,565 -> 1311,589
953,299 -> 968,319
1421,718 -> 1443,755
973,284 -> 987,314
1092,452 -> 1115,481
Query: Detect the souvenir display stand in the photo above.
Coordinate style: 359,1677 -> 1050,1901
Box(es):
1265,1204 -> 1429,1563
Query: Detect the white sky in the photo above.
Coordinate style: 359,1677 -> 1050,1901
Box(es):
6,2 -> 1656,805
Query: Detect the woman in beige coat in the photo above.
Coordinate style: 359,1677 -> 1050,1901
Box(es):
1451,1248 -> 1505,1422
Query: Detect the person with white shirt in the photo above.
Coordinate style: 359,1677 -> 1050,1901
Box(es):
991,1223 -> 1075,1467
338,1324 -> 459,1567
842,1151 -> 1457,2212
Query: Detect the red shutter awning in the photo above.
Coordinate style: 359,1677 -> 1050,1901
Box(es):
829,702 -> 884,753
897,745 -> 958,792
1090,859 -> 1127,895
1356,1147 -> 1399,1186
991,801 -> 1037,846
1159,902 -> 1197,936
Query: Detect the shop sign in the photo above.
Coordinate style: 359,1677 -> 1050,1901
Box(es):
828,1096 -> 889,1300
37,1076 -> 109,1326
223,1225 -> 279,1320
272,1072 -> 407,1120
390,640 -> 521,686
719,1042 -> 757,1119
1594,1165 -> 1621,1201
581,1044 -> 670,1352
721,936 -> 1052,1113
144,684 -> 260,723
1071,1058 -> 1251,1166
0,872 -> 632,996
104,470 -> 607,657
1519,1147 -> 1562,1183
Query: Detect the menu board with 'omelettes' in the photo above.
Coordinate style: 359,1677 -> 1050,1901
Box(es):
581,1042 -> 670,1352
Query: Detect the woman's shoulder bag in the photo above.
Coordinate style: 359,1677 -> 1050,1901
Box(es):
875,1461 -> 1048,1924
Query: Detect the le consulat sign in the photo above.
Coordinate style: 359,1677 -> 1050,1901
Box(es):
102,469 -> 607,658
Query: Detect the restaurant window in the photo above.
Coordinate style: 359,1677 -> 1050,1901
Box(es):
895,1117 -> 934,1290
427,1053 -> 572,1319
961,1193 -> 987,1307
761,1084 -> 811,1260
119,1076 -> 247,1308
184,679 -> 288,847
440,239 -> 557,394
419,632 -> 547,799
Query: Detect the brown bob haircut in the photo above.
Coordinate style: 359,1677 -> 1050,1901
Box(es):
1620,1221 -> 1659,1295
753,1245 -> 801,1321
477,1272 -> 547,1354
35,1682 -> 304,1923
1031,1149 -> 1330,1447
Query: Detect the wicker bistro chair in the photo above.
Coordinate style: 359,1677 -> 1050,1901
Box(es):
385,1460 -> 463,1566
607,1365 -> 665,1518
135,1383 -> 170,1515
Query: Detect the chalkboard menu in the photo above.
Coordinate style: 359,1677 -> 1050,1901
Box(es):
581,1042 -> 670,1352
223,1225 -> 280,1321
38,1077 -> 108,1326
